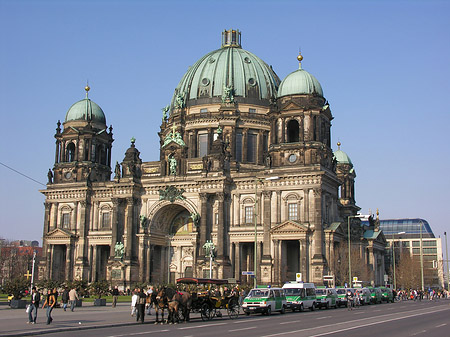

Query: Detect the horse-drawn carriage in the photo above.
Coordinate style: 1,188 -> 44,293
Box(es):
176,277 -> 240,321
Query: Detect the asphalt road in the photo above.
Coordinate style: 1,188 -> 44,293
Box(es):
40,299 -> 450,337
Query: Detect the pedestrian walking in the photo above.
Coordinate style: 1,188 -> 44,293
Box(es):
27,287 -> 41,324
131,289 -> 138,317
61,287 -> 69,311
136,288 -> 147,324
112,286 -> 119,308
42,289 -> 56,325
146,286 -> 153,315
69,287 -> 79,312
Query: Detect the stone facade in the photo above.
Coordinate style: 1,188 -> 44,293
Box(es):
39,30 -> 386,287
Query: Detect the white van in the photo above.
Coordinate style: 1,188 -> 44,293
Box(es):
282,282 -> 317,311
242,287 -> 287,315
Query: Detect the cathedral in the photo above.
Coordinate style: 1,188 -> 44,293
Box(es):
39,29 -> 387,287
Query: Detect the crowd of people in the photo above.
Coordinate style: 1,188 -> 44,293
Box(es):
395,288 -> 449,301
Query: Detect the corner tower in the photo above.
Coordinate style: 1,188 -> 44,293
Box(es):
51,86 -> 114,184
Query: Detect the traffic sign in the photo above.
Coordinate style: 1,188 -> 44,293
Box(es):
242,271 -> 255,275
296,273 -> 302,282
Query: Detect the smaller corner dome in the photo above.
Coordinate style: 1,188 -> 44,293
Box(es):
278,55 -> 323,97
334,150 -> 352,165
65,98 -> 106,124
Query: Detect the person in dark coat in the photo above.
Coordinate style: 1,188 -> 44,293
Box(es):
112,286 -> 119,308
27,287 -> 41,324
136,288 -> 147,324
61,287 -> 69,311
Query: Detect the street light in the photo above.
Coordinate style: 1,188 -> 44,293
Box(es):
392,231 -> 405,290
445,232 -> 449,291
419,220 -> 424,291
254,176 -> 279,288
347,214 -> 365,287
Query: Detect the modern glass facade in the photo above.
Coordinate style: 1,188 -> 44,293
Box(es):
362,218 -> 434,239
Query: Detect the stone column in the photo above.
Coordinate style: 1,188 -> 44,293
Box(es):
312,189 -> 324,261
46,245 -> 52,279
65,243 -> 73,280
263,191 -> 272,257
257,130 -> 264,165
91,245 -> 97,282
44,202 -> 51,235
242,128 -> 248,162
199,193 -> 208,248
139,240 -> 145,282
125,198 -> 134,261
93,201 -> 99,231
300,240 -> 307,281
110,198 -> 120,258
276,191 -> 281,224
76,200 -> 88,263
273,240 -> 279,284
146,244 -> 151,282
51,203 -> 58,230
304,189 -> 310,223
234,193 -> 240,226
216,193 -> 225,258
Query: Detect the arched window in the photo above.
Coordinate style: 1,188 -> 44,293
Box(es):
66,142 -> 75,162
287,119 -> 299,143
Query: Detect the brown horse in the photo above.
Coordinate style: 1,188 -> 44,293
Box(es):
151,288 -> 166,324
158,287 -> 192,323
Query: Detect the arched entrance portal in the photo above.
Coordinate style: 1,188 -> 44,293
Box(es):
149,203 -> 197,284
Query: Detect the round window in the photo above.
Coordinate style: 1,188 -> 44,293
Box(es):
288,154 -> 297,163
248,78 -> 256,86
208,57 -> 215,63
201,78 -> 210,86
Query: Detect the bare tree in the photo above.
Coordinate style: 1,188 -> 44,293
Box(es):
331,243 -> 372,286
396,251 -> 421,290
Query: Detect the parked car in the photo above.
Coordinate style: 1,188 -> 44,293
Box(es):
242,287 -> 287,315
380,287 -> 394,303
315,287 -> 338,309
355,288 -> 371,305
336,287 -> 352,307
282,282 -> 317,311
368,287 -> 382,304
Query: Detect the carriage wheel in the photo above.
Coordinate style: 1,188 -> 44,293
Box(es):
227,298 -> 240,319
201,303 -> 213,321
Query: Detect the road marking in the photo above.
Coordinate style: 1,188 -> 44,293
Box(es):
436,323 -> 447,328
107,330 -> 169,337
178,322 -> 227,330
229,326 -> 256,332
316,316 -> 332,320
261,306 -> 450,337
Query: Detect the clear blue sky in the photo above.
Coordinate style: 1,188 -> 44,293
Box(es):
1,0 -> 449,244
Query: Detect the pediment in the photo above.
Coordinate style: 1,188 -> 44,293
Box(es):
281,101 -> 302,111
270,221 -> 309,234
324,222 -> 345,235
46,228 -> 76,239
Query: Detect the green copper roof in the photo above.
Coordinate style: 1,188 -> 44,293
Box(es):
171,30 -> 280,107
278,68 -> 323,97
65,98 -> 106,124
333,150 -> 352,165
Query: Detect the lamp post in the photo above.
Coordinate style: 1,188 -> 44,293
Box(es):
419,220 -> 424,291
254,176 -> 279,288
347,214 -> 364,287
167,234 -> 174,284
445,232 -> 449,291
392,231 -> 405,290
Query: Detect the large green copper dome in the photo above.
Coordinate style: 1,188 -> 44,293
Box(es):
278,56 -> 323,97
171,29 -> 280,108
65,95 -> 106,124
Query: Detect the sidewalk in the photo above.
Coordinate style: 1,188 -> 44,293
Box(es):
0,302 -> 156,336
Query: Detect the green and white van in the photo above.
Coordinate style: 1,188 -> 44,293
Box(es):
315,287 -> 338,309
368,287 -> 382,304
242,287 -> 287,315
282,282 -> 317,312
355,288 -> 371,305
